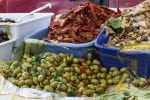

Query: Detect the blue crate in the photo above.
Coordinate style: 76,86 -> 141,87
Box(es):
24,26 -> 99,58
95,29 -> 150,78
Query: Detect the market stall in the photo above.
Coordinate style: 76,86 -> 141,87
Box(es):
0,0 -> 150,100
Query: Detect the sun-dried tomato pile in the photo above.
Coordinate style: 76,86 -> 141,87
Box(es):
43,2 -> 121,43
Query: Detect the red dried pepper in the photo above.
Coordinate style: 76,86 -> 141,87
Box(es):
43,2 -> 121,43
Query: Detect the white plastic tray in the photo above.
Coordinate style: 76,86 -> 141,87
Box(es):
0,13 -> 54,47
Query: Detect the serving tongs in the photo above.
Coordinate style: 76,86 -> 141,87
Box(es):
15,3 -> 52,23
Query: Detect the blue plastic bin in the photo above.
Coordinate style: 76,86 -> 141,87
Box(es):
24,26 -> 99,58
95,29 -> 150,78
24,26 -> 96,48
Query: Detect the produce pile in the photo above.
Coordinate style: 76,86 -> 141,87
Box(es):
0,52 -> 146,97
103,0 -> 150,48
0,29 -> 9,43
43,2 -> 121,43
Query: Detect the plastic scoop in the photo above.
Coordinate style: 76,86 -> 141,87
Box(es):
15,3 -> 52,23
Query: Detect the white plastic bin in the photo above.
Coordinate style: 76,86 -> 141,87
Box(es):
0,13 -> 54,47
0,27 -> 16,61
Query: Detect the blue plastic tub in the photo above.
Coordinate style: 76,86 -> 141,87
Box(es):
24,26 -> 98,58
95,29 -> 150,78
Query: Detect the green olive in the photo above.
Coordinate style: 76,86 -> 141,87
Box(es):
43,79 -> 49,85
17,73 -> 22,78
139,81 -> 146,88
13,67 -> 21,75
85,69 -> 91,75
120,67 -> 128,73
100,83 -> 107,88
110,67 -> 118,72
95,87 -> 105,94
50,81 -> 58,88
78,87 -> 84,93
100,79 -> 107,84
83,89 -> 95,96
70,76 -> 75,82
44,85 -> 54,92
101,67 -> 108,73
97,73 -> 101,79
74,67 -> 80,74
87,84 -> 95,90
100,73 -> 107,79
91,79 -> 99,85
59,63 -> 67,68
37,67 -> 43,71
78,82 -> 84,88
106,74 -> 112,79
112,71 -> 120,77
22,72 -> 30,79
49,67 -> 55,72
60,84 -> 67,91
56,66 -> 63,72
113,79 -> 120,85
107,79 -> 113,85
73,58 -> 80,63
64,67 -> 71,72
87,53 -> 92,60
114,76 -> 121,80
25,79 -> 33,86
132,79 -> 140,87
31,85 -> 35,89
33,77 -> 39,85
60,92 -> 67,96
38,75 -> 45,82
35,85 -> 42,90
86,60 -> 92,65
91,75 -> 97,79
122,73 -> 129,79
18,80 -> 25,86
92,59 -> 100,65
22,85 -> 29,88
81,73 -> 87,80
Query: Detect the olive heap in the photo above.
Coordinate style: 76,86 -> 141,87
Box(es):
0,53 -> 146,97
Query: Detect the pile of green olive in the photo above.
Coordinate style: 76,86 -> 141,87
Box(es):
0,52 -> 146,97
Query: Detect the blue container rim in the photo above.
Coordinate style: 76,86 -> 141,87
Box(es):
24,26 -> 96,48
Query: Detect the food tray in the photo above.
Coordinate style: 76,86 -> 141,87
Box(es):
95,29 -> 150,78
0,13 -> 54,47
